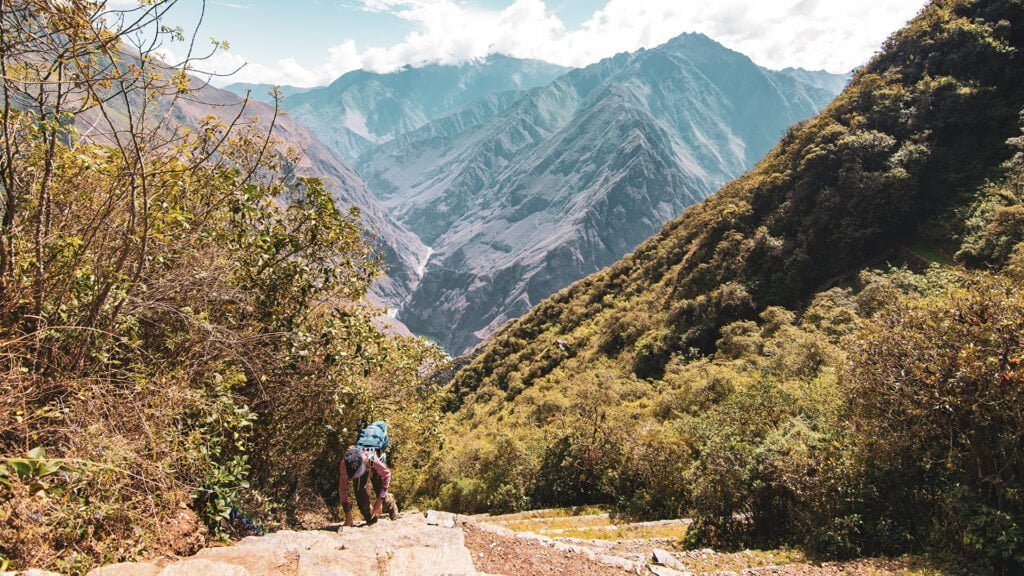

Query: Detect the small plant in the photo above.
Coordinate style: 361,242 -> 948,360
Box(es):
0,447 -> 66,496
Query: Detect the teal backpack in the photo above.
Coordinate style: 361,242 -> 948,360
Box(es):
356,421 -> 389,454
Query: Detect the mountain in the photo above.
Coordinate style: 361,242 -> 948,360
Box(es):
282,55 -> 570,162
449,7 -> 1024,400
776,66 -> 851,94
359,34 -> 847,354
428,0 -> 1024,567
222,82 -> 314,104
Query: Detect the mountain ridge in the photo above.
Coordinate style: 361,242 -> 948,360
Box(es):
222,82 -> 313,104
359,33 -> 847,353
281,55 -> 570,162
88,67 -> 431,307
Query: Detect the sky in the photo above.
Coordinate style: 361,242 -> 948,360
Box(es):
115,0 -> 932,88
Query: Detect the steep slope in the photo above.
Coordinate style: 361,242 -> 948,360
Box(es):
432,1 -> 1024,565
76,71 -> 428,305
450,1 -> 1023,428
362,34 -> 846,353
283,55 -> 569,162
185,82 -> 429,305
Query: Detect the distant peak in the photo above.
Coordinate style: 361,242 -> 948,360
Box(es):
651,31 -> 753,67
663,31 -> 718,47
655,31 -> 744,60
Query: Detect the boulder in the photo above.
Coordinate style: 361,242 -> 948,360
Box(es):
595,554 -> 640,572
424,510 -> 456,528
296,546 -> 369,576
386,544 -> 476,576
194,546 -> 297,576
651,548 -> 688,571
295,553 -> 358,576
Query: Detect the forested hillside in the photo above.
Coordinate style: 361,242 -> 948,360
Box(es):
0,2 -> 445,573
433,0 -> 1024,572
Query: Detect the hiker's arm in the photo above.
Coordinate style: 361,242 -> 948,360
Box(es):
339,465 -> 354,526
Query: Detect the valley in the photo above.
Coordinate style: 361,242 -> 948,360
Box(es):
234,36 -> 846,354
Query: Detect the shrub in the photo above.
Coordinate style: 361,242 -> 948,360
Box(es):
844,272 -> 1024,572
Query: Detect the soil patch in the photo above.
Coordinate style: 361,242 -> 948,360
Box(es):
463,523 -> 633,576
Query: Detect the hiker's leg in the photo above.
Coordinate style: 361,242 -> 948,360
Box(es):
370,472 -> 383,515
354,473 -> 372,522
384,492 -> 399,520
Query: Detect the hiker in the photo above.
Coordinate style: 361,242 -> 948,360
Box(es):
340,421 -> 399,526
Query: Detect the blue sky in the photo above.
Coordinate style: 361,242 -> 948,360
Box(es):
159,0 -> 600,71
131,0 -> 930,87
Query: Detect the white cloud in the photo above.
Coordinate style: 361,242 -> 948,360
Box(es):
205,0 -> 928,87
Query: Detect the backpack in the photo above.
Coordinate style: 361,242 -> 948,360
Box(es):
356,421 -> 389,453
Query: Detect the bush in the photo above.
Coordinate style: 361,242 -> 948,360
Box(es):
844,272 -> 1024,572
437,478 -> 488,514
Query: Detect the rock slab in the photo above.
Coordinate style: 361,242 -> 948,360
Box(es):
158,559 -> 251,576
649,566 -> 695,576
86,564 -> 162,576
425,510 -> 457,528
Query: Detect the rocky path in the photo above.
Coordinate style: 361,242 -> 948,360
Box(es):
4,510 -> 939,576
77,512 -> 476,576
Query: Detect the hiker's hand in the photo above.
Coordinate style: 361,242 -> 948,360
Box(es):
373,499 -> 383,518
344,512 -> 354,527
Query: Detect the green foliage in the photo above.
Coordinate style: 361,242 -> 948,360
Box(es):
0,2 -> 448,572
0,448 -> 67,496
845,272 -> 1024,571
958,110 -> 1024,267
452,0 -> 1024,404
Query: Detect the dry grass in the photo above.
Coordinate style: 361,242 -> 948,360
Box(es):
503,515 -> 615,532
556,522 -> 690,542
492,507 -> 690,542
